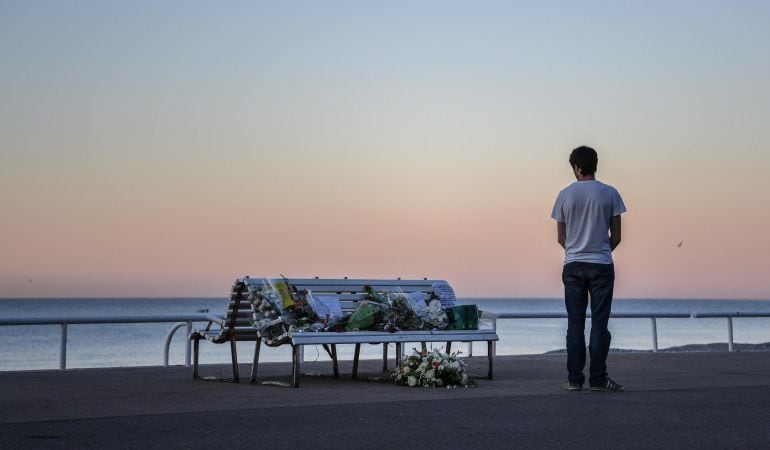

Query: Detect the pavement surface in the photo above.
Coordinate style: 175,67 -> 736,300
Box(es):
2,351 -> 770,449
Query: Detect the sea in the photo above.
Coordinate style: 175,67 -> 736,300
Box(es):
1,298 -> 770,372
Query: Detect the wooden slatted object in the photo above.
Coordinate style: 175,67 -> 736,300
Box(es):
191,277 -> 499,386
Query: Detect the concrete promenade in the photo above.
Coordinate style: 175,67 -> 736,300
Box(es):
2,351 -> 770,449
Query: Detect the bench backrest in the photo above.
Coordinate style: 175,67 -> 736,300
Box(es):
216,279 -> 259,341
217,277 -> 454,340
277,278 -> 449,314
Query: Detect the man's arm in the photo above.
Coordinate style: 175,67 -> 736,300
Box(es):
557,222 -> 566,249
609,215 -> 622,251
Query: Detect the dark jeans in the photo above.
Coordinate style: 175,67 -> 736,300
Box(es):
562,262 -> 615,387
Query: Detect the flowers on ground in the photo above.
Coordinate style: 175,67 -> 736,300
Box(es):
393,348 -> 474,388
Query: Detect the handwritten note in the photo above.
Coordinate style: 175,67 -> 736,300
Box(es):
431,281 -> 456,308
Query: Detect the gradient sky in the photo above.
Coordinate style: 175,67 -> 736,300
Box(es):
2,1 -> 769,298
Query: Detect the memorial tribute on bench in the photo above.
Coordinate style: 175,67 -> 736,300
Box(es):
189,277 -> 498,387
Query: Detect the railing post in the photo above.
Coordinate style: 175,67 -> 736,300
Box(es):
163,322 -> 188,367
727,317 -> 734,352
185,321 -> 192,367
651,317 -> 658,352
493,317 -> 497,356
60,323 -> 68,370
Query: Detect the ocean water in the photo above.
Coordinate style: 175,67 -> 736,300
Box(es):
1,298 -> 769,371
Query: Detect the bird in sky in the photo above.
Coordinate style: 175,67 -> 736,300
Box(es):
677,241 -> 684,248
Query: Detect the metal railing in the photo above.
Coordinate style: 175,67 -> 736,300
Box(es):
0,314 -> 213,370
493,312 -> 770,352
1,311 -> 769,370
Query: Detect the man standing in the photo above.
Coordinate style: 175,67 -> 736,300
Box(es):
551,146 -> 626,392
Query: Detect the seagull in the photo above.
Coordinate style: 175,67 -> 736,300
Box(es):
27,278 -> 32,283
677,241 -> 683,248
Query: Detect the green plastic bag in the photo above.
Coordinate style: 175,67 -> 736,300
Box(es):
346,302 -> 382,331
448,305 -> 479,330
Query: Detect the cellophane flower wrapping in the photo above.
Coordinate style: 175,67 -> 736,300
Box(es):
380,287 -> 423,332
249,279 -> 477,334
393,348 -> 473,388
423,299 -> 449,329
285,288 -> 323,332
345,301 -> 385,331
248,280 -> 290,343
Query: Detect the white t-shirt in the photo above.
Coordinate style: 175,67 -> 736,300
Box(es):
551,180 -> 626,265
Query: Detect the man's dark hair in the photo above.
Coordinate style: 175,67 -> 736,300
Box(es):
569,146 -> 598,176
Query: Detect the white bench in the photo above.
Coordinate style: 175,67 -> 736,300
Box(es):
191,277 -> 498,387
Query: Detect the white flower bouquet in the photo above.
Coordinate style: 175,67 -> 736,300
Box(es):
248,281 -> 292,345
393,348 -> 473,388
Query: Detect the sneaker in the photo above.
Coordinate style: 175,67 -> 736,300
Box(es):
563,381 -> 583,391
590,377 -> 624,392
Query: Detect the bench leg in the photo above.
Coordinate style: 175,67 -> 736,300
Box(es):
352,343 -> 361,379
230,337 -> 239,383
292,345 -> 301,388
421,342 -> 427,353
396,342 -> 402,362
487,341 -> 494,380
322,344 -> 339,379
382,344 -> 388,372
446,341 -> 452,354
250,339 -> 261,384
192,335 -> 200,379
331,344 -> 339,378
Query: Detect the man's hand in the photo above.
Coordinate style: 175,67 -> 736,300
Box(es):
610,215 -> 622,251
557,222 -> 566,249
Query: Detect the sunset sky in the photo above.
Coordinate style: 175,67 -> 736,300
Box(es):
2,1 -> 769,298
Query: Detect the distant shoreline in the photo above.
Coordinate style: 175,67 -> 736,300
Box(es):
544,342 -> 770,354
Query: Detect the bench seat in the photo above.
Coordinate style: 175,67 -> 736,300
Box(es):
290,330 -> 499,346
283,328 -> 498,385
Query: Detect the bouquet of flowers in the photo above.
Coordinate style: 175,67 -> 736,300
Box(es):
347,286 -> 422,332
249,278 -> 479,335
367,286 -> 423,332
283,287 -> 323,332
393,348 -> 473,388
423,299 -> 449,329
248,280 -> 291,345
383,292 -> 423,332
345,301 -> 385,331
